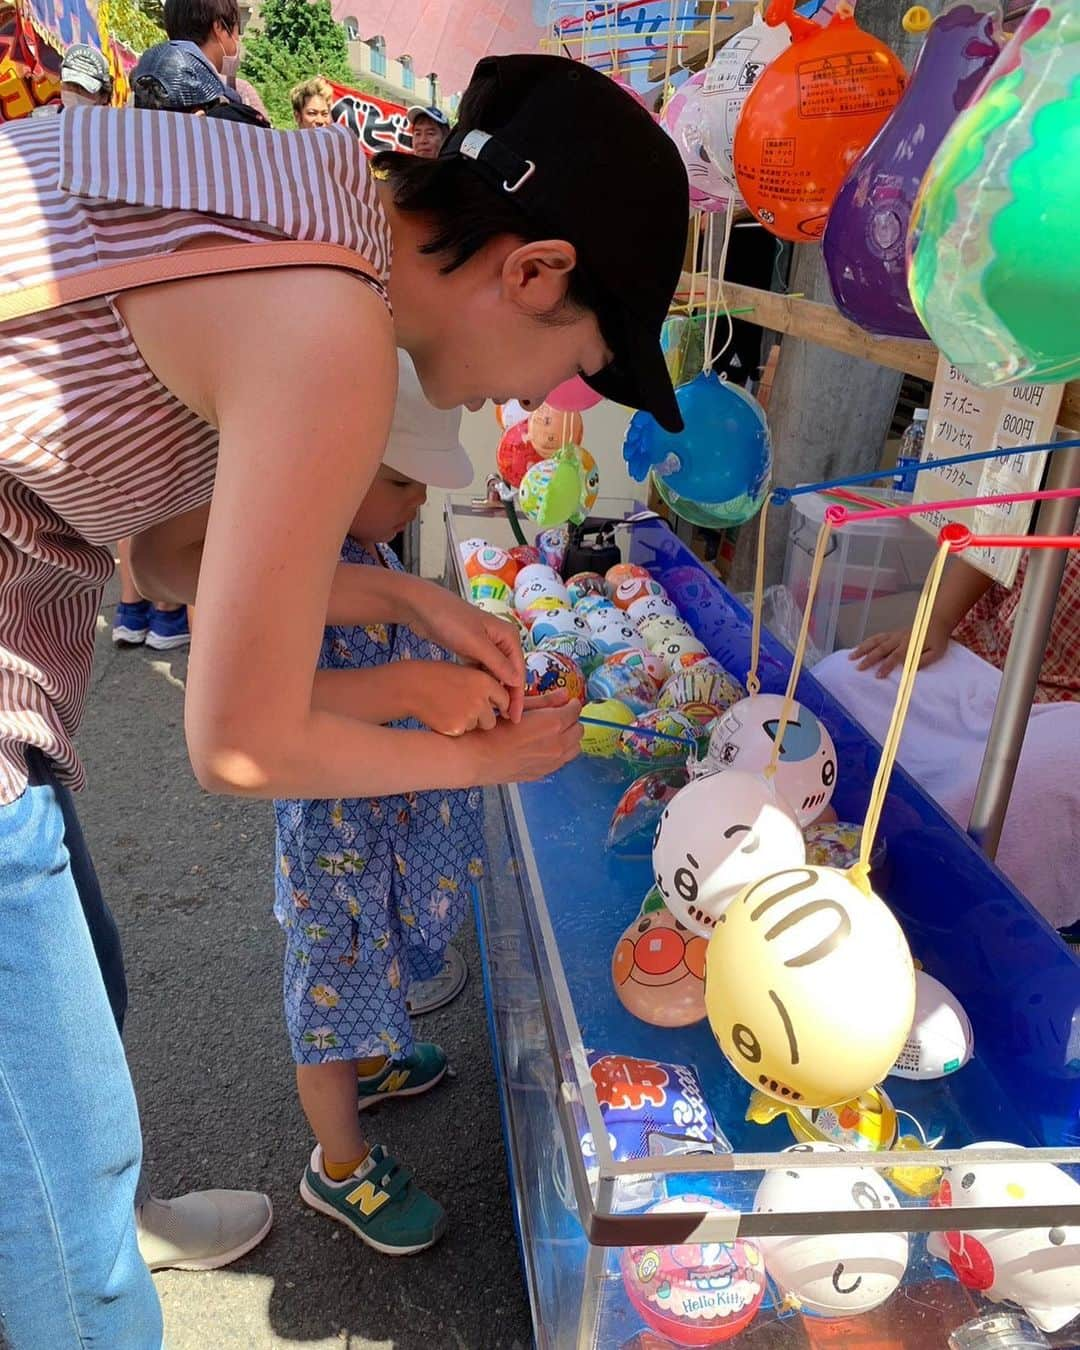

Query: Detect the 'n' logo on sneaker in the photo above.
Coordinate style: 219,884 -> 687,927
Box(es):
345,1179 -> 391,1217
379,1069 -> 410,1094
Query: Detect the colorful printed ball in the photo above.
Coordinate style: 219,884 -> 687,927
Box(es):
578,596 -> 619,623
580,698 -> 635,756
591,616 -> 650,656
508,544 -> 542,570
464,545 -> 519,586
523,649 -> 587,703
518,597 -> 572,629
658,666 -> 745,713
613,576 -> 667,612
606,646 -> 669,687
618,709 -> 699,765
804,821 -> 886,874
514,576 -> 571,612
579,446 -> 601,514
626,594 -> 680,629
605,562 -> 651,595
566,571 -> 607,606
528,608 -> 591,648
620,1196 -> 767,1344
469,574 -> 512,604
677,700 -> 727,728
587,659 -> 660,715
472,595 -> 512,617
537,632 -> 604,676
459,537 -> 488,565
658,634 -> 709,674
642,615 -> 694,648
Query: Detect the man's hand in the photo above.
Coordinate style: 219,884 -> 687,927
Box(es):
850,617 -> 950,679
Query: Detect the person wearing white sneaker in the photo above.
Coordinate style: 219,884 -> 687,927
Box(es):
136,1189 -> 273,1271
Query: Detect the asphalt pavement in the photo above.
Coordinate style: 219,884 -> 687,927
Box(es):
77,582 -> 534,1349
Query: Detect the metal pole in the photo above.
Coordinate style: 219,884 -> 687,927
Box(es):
968,442 -> 1080,857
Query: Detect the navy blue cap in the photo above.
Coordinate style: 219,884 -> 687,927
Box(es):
131,41 -> 227,110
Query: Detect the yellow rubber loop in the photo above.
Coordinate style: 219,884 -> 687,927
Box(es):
745,496 -> 771,697
849,539 -> 951,893
764,516 -> 832,780
903,5 -> 932,32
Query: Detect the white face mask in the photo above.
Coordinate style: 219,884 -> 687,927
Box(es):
61,87 -> 100,110
220,32 -> 241,85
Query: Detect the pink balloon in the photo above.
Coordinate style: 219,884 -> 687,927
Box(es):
546,376 -> 603,413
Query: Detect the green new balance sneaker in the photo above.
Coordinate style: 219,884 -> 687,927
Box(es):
356,1042 -> 448,1111
299,1145 -> 446,1255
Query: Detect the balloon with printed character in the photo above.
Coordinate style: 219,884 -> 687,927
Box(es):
527,403 -> 584,456
660,70 -> 734,212
465,545 -> 519,586
606,562 -> 650,594
754,1143 -> 909,1316
527,608 -> 591,649
518,449 -> 588,527
619,710 -> 700,766
612,887 -> 708,1027
701,694 -> 837,826
928,1143 -> 1080,1332
621,1195 -> 768,1343
706,866 -> 916,1106
590,616 -> 649,657
469,574 -> 512,604
580,698 -> 635,756
565,571 -> 606,606
627,593 -> 680,629
613,576 -> 667,611
608,766 -> 690,853
523,649 -> 586,703
653,772 -> 805,938
538,632 -> 604,677
496,421 -> 541,488
587,658 -> 660,715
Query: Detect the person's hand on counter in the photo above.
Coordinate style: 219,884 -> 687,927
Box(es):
460,691 -> 583,784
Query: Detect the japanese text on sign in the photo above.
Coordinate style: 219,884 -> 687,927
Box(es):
912,355 -> 1064,586
328,84 -> 412,156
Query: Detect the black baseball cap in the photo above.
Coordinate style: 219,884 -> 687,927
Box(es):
131,42 -> 227,109
442,55 -> 688,432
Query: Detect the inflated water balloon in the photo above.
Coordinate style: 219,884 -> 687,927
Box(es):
518,449 -> 587,527
523,649 -> 586,703
660,70 -> 733,212
706,866 -> 916,1106
464,545 -> 519,586
608,767 -> 690,853
527,608 -> 591,648
612,888 -> 708,1028
587,658 -> 660,715
496,421 -> 541,488
733,0 -> 906,241
618,710 -> 700,766
528,403 -> 584,456
623,373 -> 771,529
907,0 -> 1080,385
546,375 -> 603,413
580,698 -> 635,756
565,571 -> 606,606
538,632 -> 604,677
824,1 -> 1004,338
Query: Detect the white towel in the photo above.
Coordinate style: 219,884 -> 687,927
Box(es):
814,642 -> 1080,929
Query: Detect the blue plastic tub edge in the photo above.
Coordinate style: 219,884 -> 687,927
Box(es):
627,515 -> 1080,1152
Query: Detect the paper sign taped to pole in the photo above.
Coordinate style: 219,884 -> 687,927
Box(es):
912,354 -> 1064,586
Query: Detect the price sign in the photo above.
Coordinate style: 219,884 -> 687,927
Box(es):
912,355 -> 1064,586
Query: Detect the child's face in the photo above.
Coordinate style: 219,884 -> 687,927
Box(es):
348,466 -> 428,544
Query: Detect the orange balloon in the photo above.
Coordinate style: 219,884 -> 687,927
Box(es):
733,0 -> 906,242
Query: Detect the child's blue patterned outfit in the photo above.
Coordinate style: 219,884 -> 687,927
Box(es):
274,539 -> 485,1064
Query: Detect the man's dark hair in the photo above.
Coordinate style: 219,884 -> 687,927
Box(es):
163,0 -> 240,45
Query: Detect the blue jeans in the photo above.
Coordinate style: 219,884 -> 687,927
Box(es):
0,755 -> 162,1348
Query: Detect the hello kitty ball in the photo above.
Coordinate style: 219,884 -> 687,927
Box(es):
620,1196 -> 767,1344
754,1144 -> 909,1317
653,771 -> 805,938
705,866 -> 916,1107
703,695 -> 837,827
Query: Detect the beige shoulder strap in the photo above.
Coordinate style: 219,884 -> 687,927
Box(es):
0,240 -> 380,326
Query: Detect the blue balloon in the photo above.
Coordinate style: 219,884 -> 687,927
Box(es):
622,372 -> 772,506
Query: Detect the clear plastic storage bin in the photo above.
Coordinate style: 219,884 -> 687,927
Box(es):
782,487 -> 939,659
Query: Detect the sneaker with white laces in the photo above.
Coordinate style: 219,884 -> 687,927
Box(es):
135,1189 -> 273,1271
299,1144 -> 445,1255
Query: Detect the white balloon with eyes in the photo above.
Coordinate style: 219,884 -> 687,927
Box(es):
928,1143 -> 1080,1333
590,615 -> 649,656
652,771 -> 805,938
705,866 -> 915,1107
702,694 -> 837,827
626,594 -> 680,630
754,1143 -> 909,1317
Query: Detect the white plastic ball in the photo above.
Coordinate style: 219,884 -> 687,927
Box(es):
652,772 -> 805,938
703,694 -> 837,827
657,634 -> 709,674
889,970 -> 973,1081
754,1143 -> 909,1318
527,608 -> 591,649
627,594 -> 680,630
590,615 -> 649,656
514,575 -> 570,612
643,615 -> 694,648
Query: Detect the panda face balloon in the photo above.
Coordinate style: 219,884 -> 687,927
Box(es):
627,594 -> 680,630
754,1143 -> 909,1318
653,772 -> 805,938
928,1144 -> 1080,1333
703,694 -> 837,827
705,866 -> 916,1107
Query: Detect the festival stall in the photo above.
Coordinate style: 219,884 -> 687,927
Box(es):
0,0 -> 134,118
452,3 -> 1080,1346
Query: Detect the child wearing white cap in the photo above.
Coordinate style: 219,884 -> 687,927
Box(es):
274,352 -> 485,1255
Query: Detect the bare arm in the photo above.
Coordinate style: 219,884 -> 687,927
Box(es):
851,556 -> 994,677
119,267 -> 575,796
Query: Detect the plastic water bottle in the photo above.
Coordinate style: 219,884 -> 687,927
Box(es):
892,407 -> 929,495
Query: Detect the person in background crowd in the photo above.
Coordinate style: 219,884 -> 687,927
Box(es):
132,40 -> 266,125
292,75 -> 334,129
59,42 -> 112,109
407,104 -> 449,157
163,0 -> 244,106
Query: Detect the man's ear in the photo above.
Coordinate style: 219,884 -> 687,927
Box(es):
501,240 -> 577,316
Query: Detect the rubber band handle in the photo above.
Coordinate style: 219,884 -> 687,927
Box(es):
826,486 -> 1080,528
848,539 -> 951,893
745,497 -> 771,696
578,715 -> 696,748
764,515 -> 833,782
942,525 -> 1080,552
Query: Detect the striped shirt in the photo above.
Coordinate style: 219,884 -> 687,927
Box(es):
0,108 -> 391,803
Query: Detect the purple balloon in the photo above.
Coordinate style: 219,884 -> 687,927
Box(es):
823,2 -> 1004,338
